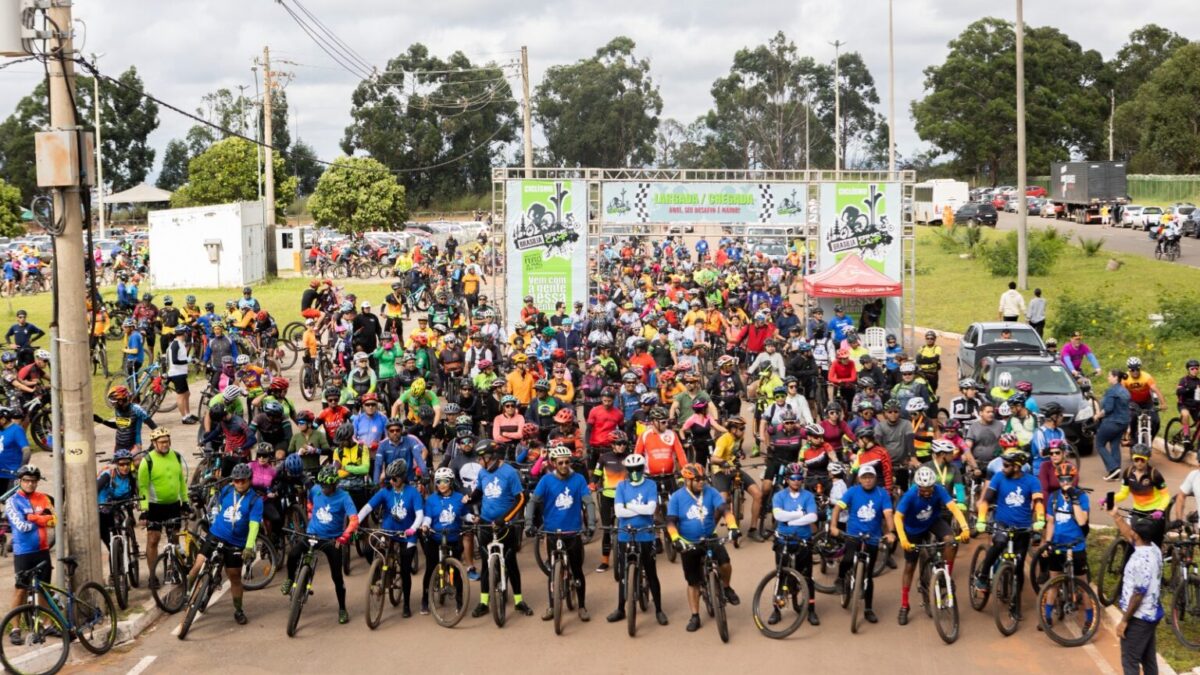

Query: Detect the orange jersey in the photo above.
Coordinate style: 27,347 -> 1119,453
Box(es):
635,429 -> 687,477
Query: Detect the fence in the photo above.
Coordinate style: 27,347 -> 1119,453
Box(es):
1031,174 -> 1200,205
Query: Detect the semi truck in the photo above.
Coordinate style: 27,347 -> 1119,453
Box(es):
1049,161 -> 1128,224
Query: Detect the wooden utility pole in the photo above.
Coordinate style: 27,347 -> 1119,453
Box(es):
520,46 -> 533,172
46,2 -> 103,586
1109,90 -> 1115,161
92,53 -> 105,239
887,0 -> 896,174
262,46 -> 277,274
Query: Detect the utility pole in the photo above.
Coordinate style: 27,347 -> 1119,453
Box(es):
252,68 -> 262,202
804,98 -> 810,172
91,53 -> 105,239
1109,90 -> 1115,161
520,46 -> 533,172
830,40 -> 845,172
1015,0 -> 1028,289
887,0 -> 896,174
45,2 -> 103,587
262,46 -> 277,275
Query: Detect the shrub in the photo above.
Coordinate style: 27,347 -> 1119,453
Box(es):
979,230 -> 1065,276
1156,294 -> 1200,340
1049,293 -> 1128,339
1077,235 -> 1105,257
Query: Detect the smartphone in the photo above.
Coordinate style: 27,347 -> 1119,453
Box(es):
1105,491 -> 1115,511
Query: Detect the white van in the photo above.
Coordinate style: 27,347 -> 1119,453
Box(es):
913,179 -> 969,225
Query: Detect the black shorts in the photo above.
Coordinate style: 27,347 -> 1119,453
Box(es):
200,534 -> 244,569
168,374 -> 189,394
711,470 -> 754,495
680,542 -> 729,587
14,550 -> 51,589
144,502 -> 183,531
903,518 -> 952,563
1046,549 -> 1089,576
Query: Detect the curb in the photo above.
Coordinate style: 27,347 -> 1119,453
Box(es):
115,596 -> 163,645
913,324 -> 964,341
1152,437 -> 1200,468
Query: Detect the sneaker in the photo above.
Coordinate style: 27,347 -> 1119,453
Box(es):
542,606 -> 555,621
402,605 -> 412,618
233,609 -> 247,625
656,610 -> 669,626
595,562 -> 610,573
885,555 -> 898,569
767,608 -> 782,625
1104,468 -> 1122,481
686,614 -> 701,632
280,579 -> 293,596
898,606 -> 909,626
864,608 -> 878,624
723,587 -> 740,606
420,601 -> 430,616
338,609 -> 349,624
8,629 -> 20,646
181,415 -> 199,425
467,567 -> 480,582
515,601 -> 533,616
748,529 -> 764,543
471,603 -> 489,618
807,607 -> 820,626
750,446 -> 761,458
606,608 -> 625,623
578,607 -> 590,622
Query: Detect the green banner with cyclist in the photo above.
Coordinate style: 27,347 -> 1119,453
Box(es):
816,182 -> 903,334
601,181 -> 807,224
504,180 -> 588,329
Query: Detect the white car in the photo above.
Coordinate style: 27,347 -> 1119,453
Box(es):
1121,205 -> 1144,228
1139,206 -> 1164,230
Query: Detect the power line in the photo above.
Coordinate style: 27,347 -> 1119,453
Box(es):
277,1 -> 373,80
288,0 -> 374,74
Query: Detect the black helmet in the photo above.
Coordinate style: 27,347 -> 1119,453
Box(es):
323,386 -> 341,400
648,407 -> 668,421
385,459 -> 408,479
1041,402 -> 1064,417
417,405 -> 435,420
263,401 -> 284,418
208,402 -> 226,421
255,441 -> 274,458
386,417 -> 405,430
242,286 -> 252,294
856,425 -> 877,440
230,463 -> 253,480
334,424 -> 356,446
204,301 -> 215,310
16,465 -> 41,480
474,439 -> 499,456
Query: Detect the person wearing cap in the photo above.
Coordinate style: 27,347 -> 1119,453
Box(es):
831,462 -> 893,624
828,305 -> 855,345
973,449 -> 1044,612
351,300 -> 383,358
1060,331 -> 1102,378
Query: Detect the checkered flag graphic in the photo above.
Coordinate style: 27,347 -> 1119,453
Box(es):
758,184 -> 774,223
634,182 -> 651,222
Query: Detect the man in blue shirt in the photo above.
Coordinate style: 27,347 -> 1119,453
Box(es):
529,446 -> 592,622
0,408 -> 29,492
283,464 -> 358,624
667,462 -> 740,633
469,440 -> 532,618
828,305 -> 855,345
373,418 -> 428,484
1029,402 -> 1066,478
360,458 -> 424,617
831,463 -> 895,624
1042,462 -> 1092,631
5,310 -> 44,368
120,319 -> 144,375
421,466 -> 470,615
973,449 -> 1045,619
351,394 -> 388,447
894,465 -> 970,626
607,452 -> 667,625
193,462 -> 262,626
771,462 -> 821,626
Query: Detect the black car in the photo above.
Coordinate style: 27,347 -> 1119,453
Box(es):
955,202 -> 999,227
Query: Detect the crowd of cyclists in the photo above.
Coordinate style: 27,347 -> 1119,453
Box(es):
8,226 -> 1197,663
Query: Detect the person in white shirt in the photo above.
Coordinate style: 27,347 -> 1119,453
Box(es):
1027,288 -> 1046,337
997,281 -> 1025,322
166,330 -> 196,424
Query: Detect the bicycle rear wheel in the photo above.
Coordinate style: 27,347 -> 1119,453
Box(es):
111,536 -> 130,610
992,563 -> 1019,636
177,571 -> 211,640
300,364 -> 318,401
429,558 -> 469,628
709,568 -> 729,643
242,537 -> 277,591
1170,574 -> 1200,649
1039,575 -> 1100,647
286,563 -> 313,637
752,567 -> 808,639
0,604 -> 69,675
1164,418 -> 1189,462
365,558 -> 386,630
74,582 -> 118,654
968,545 -> 991,611
1097,536 -> 1129,607
152,553 -> 188,614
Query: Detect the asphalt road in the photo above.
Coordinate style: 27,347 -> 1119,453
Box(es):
991,211 -> 1200,268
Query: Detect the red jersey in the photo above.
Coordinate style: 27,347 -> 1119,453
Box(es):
586,404 -> 624,447
316,405 -> 351,439
635,429 -> 687,476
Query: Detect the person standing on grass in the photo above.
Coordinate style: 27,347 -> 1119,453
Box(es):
1110,502 -> 1163,675
998,281 -> 1025,323
167,330 -> 197,424
1027,289 -> 1046,337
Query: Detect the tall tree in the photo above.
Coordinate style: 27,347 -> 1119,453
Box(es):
534,37 -> 663,167
342,44 -> 518,207
0,177 -> 24,238
1107,25 -> 1189,161
170,137 -> 295,219
911,18 -> 1106,182
1114,43 -> 1200,173
308,156 -> 407,233
289,140 -> 323,195
156,139 -> 190,191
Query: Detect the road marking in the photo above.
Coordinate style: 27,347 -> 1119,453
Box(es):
169,582 -> 229,636
127,655 -> 157,675
1081,642 -> 1116,675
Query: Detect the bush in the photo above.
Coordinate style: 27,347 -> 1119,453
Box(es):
979,229 -> 1066,276
1050,293 -> 1128,339
1077,235 -> 1105,257
1156,294 -> 1200,340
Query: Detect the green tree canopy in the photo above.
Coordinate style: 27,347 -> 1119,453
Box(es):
1114,43 -> 1200,173
170,137 -> 296,219
0,178 -> 24,238
341,44 -> 518,207
1107,25 -> 1189,162
308,156 -> 406,234
534,37 -> 663,167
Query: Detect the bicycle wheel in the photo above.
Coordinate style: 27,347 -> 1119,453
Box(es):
127,531 -> 141,588
95,345 -> 109,378
110,536 -> 129,610
918,555 -> 933,618
992,563 -> 1019,636
968,545 -> 991,611
638,565 -> 650,612
490,561 -> 507,628
752,567 -> 808,639
1156,244 -> 1165,260
152,553 -> 188,614
73,582 -> 117,654
552,557 -> 566,635
1029,541 -> 1052,594
625,561 -> 640,637
156,379 -> 177,413
28,408 -> 51,453
932,568 -> 960,645
1097,536 -> 1129,607
300,364 -> 318,401
729,490 -> 744,548
849,559 -> 865,634
0,604 -> 69,675
286,563 -> 313,637
242,537 -> 277,591
873,540 -> 893,577
1164,418 -> 1189,462
1039,575 -> 1100,647
709,568 -> 729,643
365,558 -> 386,630
533,534 -> 550,576
429,558 -> 469,628
811,533 -> 840,594
1170,574 -> 1200,649
177,570 -> 211,640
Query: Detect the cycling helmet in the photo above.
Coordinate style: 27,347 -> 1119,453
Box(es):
785,462 -> 805,479
1015,380 -> 1033,394
333,423 -> 356,446
443,403 -> 462,417
185,294 -> 196,304
477,439 -> 504,457
958,378 -> 977,390
523,295 -> 534,303
1000,449 -> 1027,465
1041,402 -> 1064,417
316,464 -> 340,486
773,385 -> 788,397
16,465 -> 41,480
226,300 -> 237,309
0,352 -> 15,364
905,397 -> 927,413
622,372 -> 639,383
856,425 -> 877,439
262,401 -> 284,418
113,449 -> 133,462
521,422 -> 539,439
456,424 -> 474,439
207,403 -> 226,421
122,318 -> 135,328
942,419 -> 962,433
997,433 -> 1020,449
235,354 -> 250,366
1007,393 -> 1027,407
679,463 -> 705,480
34,349 -> 48,361
107,385 -> 131,405
681,339 -> 695,350
931,439 -> 956,455
648,407 -> 668,421
323,386 -> 341,400
500,395 -> 518,406
230,463 -> 253,480
996,372 -> 1013,388
223,384 -> 244,399
836,348 -> 851,359
913,465 -> 937,488
534,378 -> 550,391
609,430 -> 629,445
255,441 -> 274,458
162,295 -> 173,305
553,408 -> 575,424
899,362 -> 916,374
780,409 -> 798,422
857,376 -> 876,389
639,393 -> 659,406
925,330 -> 937,340
434,467 -> 456,483
204,302 -> 215,311
803,423 -> 823,437
142,293 -> 153,302
221,356 -> 233,366
882,399 -> 901,412
150,427 -> 171,442
1127,356 -> 1142,369
1131,443 -> 1152,459
825,401 -> 843,414
477,359 -> 493,370
600,387 -> 616,398
548,446 -> 572,461
856,399 -> 875,412
283,453 -> 303,477
1056,462 -> 1079,482
1188,359 -> 1200,369
269,376 -> 289,392
417,405 -> 435,421
622,453 -> 646,470
455,413 -> 472,428
386,459 -> 408,479
242,286 -> 252,294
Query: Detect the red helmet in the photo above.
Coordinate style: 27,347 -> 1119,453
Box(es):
270,376 -> 289,392
552,348 -> 566,361
521,423 -> 540,439
554,408 -> 575,424
107,385 -> 131,404
309,279 -> 320,288
361,392 -> 378,403
413,334 -> 428,345
256,310 -> 269,322
998,433 -> 1020,449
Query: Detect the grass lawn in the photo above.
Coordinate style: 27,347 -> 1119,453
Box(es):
1088,529 -> 1200,672
914,226 -> 1197,398
9,276 -> 398,415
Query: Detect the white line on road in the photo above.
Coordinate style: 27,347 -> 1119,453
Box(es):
169,582 -> 229,636
127,655 -> 157,675
1082,642 -> 1116,675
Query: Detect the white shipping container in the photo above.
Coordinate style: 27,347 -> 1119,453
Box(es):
149,201 -> 268,289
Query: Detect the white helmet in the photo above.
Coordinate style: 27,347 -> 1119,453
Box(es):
931,439 -> 957,455
905,397 -> 927,413
235,354 -> 250,366
622,453 -> 646,470
997,372 -> 1013,388
222,384 -> 244,399
913,465 -> 937,488
548,445 -> 572,460
433,467 -> 455,483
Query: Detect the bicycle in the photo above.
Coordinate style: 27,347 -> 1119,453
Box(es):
1097,508 -> 1165,607
539,529 -> 583,636
690,534 -> 732,643
1163,414 -> 1200,463
1167,533 -> 1200,648
1156,234 -> 1181,261
282,528 -> 330,637
177,538 -> 241,640
91,337 -> 109,378
968,524 -> 1033,636
650,476 -> 677,564
476,519 -> 524,628
299,347 -> 332,402
609,525 -> 659,637
426,529 -> 470,628
913,539 -> 960,644
103,498 -> 141,611
151,516 -> 202,614
1035,538 -> 1100,647
838,532 -> 878,634
364,528 -> 409,630
751,532 -> 811,639
0,556 -> 118,675
104,356 -> 169,417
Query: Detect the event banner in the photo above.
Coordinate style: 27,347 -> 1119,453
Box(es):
601,181 -> 806,224
816,182 -> 903,334
505,180 -> 588,329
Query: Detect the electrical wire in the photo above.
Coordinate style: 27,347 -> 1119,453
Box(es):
277,1 -> 372,80
288,0 -> 374,74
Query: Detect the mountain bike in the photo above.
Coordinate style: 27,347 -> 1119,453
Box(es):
177,538 -> 239,640
1163,415 -> 1200,463
968,524 -> 1032,636
611,525 -> 658,637
104,498 -> 141,610
1168,535 -> 1200,649
104,356 -> 168,417
91,337 -> 109,378
151,516 -> 202,614
476,520 -> 524,628
541,530 -> 582,636
1098,508 -> 1163,606
751,533 -> 811,639
426,530 -> 470,628
651,476 -> 677,564
692,534 -> 732,643
914,539 -> 960,644
839,533 -> 877,634
364,528 -> 408,630
1036,538 -> 1100,647
0,556 -> 117,675
282,528 -> 328,638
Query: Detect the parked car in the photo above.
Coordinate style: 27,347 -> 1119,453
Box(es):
1025,185 -> 1047,198
955,321 -> 1047,381
991,195 -> 1008,211
1026,197 -> 1044,215
1139,206 -> 1163,230
976,354 -> 1093,453
1120,205 -> 1144,228
955,202 -> 999,227
1183,207 -> 1200,238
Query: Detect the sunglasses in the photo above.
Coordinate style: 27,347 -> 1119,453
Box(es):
504,403 -> 516,408
1133,457 -> 1148,462
554,459 -> 571,466
1049,450 -> 1063,456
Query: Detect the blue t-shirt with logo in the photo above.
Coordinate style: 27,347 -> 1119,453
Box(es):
208,485 -> 263,548
896,484 -> 954,536
1049,491 -> 1089,552
306,485 -> 356,539
366,484 -> 423,542
772,488 -> 818,539
423,490 -> 469,542
614,479 -> 658,543
533,471 -> 591,533
838,484 -> 892,545
0,424 -> 29,477
667,485 -> 725,543
988,472 -> 1042,528
477,462 -> 524,522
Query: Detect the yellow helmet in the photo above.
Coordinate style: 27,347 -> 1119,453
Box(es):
149,427 -> 171,442
411,378 -> 426,396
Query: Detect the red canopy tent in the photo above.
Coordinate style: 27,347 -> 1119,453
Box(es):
803,253 -> 901,297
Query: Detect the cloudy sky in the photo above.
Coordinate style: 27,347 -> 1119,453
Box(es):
0,0 -> 1188,179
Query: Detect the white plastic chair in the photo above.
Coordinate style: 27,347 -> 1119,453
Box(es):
864,327 -> 887,360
